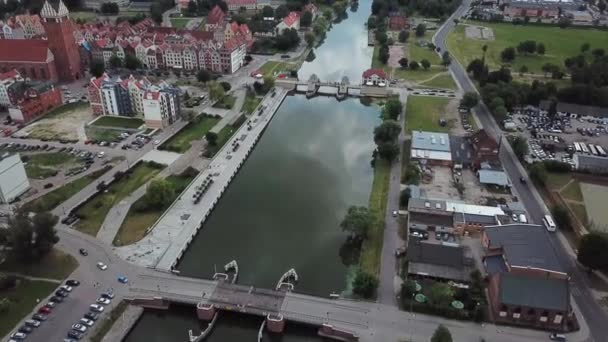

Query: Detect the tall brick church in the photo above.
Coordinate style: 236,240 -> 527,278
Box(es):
0,0 -> 81,82
39,0 -> 81,81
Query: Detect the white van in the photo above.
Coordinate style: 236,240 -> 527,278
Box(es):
543,215 -> 557,232
519,214 -> 527,224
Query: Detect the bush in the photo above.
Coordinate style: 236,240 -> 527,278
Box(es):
353,271 -> 378,298
220,82 -> 231,91
543,160 -> 570,172
0,274 -> 18,290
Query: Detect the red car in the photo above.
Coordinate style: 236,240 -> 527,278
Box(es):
38,306 -> 51,314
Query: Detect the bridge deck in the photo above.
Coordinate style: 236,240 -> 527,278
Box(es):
205,282 -> 286,316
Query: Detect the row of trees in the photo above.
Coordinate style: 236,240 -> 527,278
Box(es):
1,211 -> 60,262
371,0 -> 460,20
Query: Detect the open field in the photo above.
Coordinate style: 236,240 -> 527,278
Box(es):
74,162 -> 164,236
203,119 -> 244,157
258,61 -> 298,77
0,248 -> 78,280
24,153 -> 84,180
170,18 -> 191,28
409,31 -> 441,65
447,22 -> 608,73
22,103 -> 91,142
22,166 -> 111,213
360,158 -> 390,277
241,94 -> 262,114
114,171 -> 197,246
373,45 -> 450,84
90,116 -> 144,129
405,96 -> 451,133
581,182 -> 608,232
159,116 -> 219,153
213,95 -> 236,109
0,279 -> 58,337
419,72 -> 457,90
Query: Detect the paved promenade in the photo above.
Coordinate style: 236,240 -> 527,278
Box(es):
114,89 -> 288,271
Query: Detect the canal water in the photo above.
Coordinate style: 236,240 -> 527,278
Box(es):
126,0 -> 375,340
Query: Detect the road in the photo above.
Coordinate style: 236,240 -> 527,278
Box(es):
433,1 -> 608,340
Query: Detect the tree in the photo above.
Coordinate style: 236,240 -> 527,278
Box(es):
124,54 -> 141,70
9,211 -> 59,261
409,60 -> 420,70
197,69 -> 211,83
398,30 -> 409,43
400,188 -> 411,207
581,42 -> 591,53
275,4 -> 289,19
509,135 -> 528,160
578,233 -> 608,271
263,75 -> 275,91
300,11 -> 313,27
399,57 -> 409,69
205,131 -> 218,146
427,282 -> 454,306
529,162 -> 547,185
519,65 -> 529,75
367,16 -> 377,28
420,59 -> 431,70
501,47 -> 516,62
352,271 -> 378,298
592,48 -> 605,59
599,0 -> 607,13
109,54 -> 122,68
375,31 -> 388,45
262,5 -> 274,17
305,32 -> 315,47
377,141 -> 400,161
220,81 -> 231,92
460,92 -> 479,110
144,179 -> 175,209
431,325 -> 453,342
517,40 -> 537,54
552,205 -> 571,230
441,51 -> 451,67
340,206 -> 373,240
100,2 -> 119,14
537,42 -> 546,55
542,63 -> 559,78
467,58 -> 487,80
378,44 -> 389,64
208,81 -> 225,102
90,61 -> 105,78
323,9 -> 332,20
374,120 -> 401,143
384,98 -> 402,120
30,212 -> 59,258
415,23 -> 426,37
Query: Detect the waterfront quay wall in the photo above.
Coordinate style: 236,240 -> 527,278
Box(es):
147,89 -> 289,272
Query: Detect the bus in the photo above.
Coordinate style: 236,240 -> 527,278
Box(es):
580,142 -> 589,154
597,145 -> 607,157
574,142 -> 581,153
589,144 -> 598,156
543,215 -> 557,232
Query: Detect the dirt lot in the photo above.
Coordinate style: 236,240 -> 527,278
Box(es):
388,45 -> 405,68
19,103 -> 92,142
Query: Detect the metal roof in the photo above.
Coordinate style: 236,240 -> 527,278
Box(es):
499,273 -> 569,311
478,169 -> 510,186
445,201 -> 505,216
411,131 -> 451,152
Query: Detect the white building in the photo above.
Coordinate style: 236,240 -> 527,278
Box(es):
410,130 -> 453,166
142,86 -> 181,129
0,153 -> 30,204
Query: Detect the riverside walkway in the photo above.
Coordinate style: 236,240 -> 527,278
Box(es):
114,89 -> 288,271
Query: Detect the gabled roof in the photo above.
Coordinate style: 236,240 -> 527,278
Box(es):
207,5 -> 225,25
362,68 -> 387,79
0,69 -> 20,81
407,240 -> 465,268
282,11 -> 301,27
0,39 -> 50,62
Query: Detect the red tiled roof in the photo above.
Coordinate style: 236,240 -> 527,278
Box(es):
362,68 -> 387,79
0,39 -> 49,62
0,69 -> 20,80
226,0 -> 256,5
207,5 -> 225,25
283,11 -> 300,27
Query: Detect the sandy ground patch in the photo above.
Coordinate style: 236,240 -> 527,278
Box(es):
22,104 -> 93,142
581,182 -> 608,231
465,25 -> 495,40
388,45 -> 405,68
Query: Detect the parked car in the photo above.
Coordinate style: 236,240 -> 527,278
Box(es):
96,262 -> 108,270
117,276 -> 128,284
38,306 -> 51,314
71,324 -> 87,333
24,319 -> 41,328
78,248 -> 88,256
46,301 -> 57,308
84,312 -> 99,321
55,289 -> 69,297
89,304 -> 104,312
32,314 -> 48,321
100,292 -> 115,299
50,296 -> 64,303
79,318 -> 94,327
67,330 -> 83,340
18,325 -> 33,334
10,332 -> 27,340
96,297 -> 110,305
549,333 -> 566,341
60,285 -> 73,292
66,280 -> 80,287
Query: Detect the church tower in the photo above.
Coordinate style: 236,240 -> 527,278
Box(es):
40,0 -> 81,81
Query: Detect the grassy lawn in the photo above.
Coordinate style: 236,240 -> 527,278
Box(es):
258,61 -> 298,77
203,121 -> 242,158
213,95 -> 237,109
373,43 -> 448,83
545,172 -> 573,190
160,116 -> 220,153
0,249 -> 78,280
0,279 -> 57,337
409,31 -> 441,65
405,96 -> 451,133
447,21 -> 608,73
24,153 -> 83,180
22,166 -> 111,213
241,94 -> 262,114
69,11 -> 97,22
113,172 -> 196,246
419,72 -> 458,90
91,116 -> 144,129
561,180 -> 583,202
74,162 -> 164,236
44,102 -> 89,120
89,301 -> 129,342
360,159 -> 390,277
85,127 -> 124,142
170,18 -> 191,28
569,202 -> 588,225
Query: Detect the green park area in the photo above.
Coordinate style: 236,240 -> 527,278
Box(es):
114,169 -> 198,246
22,166 -> 111,213
259,61 -> 298,77
0,249 -> 78,280
447,21 -> 608,74
405,96 -> 451,133
213,95 -> 237,109
85,127 -> 125,142
90,116 -> 144,129
419,73 -> 458,90
23,153 -> 84,180
170,18 -> 191,29
241,94 -> 262,114
203,116 -> 246,158
0,279 -> 58,337
160,116 -> 220,153
74,162 -> 164,236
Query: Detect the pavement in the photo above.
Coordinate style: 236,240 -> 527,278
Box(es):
433,0 -> 607,340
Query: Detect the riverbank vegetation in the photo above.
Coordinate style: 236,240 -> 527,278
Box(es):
114,168 -> 198,246
74,162 -> 165,236
159,115 -> 220,153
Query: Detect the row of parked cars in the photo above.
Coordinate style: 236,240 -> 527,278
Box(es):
0,142 -> 55,152
8,280 -> 80,341
65,291 -> 115,341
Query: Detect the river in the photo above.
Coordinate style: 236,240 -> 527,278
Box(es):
126,0 -> 375,340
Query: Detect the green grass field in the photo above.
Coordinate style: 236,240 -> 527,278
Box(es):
258,61 -> 298,77
405,96 -> 451,133
447,22 -> 608,73
22,166 -> 111,213
213,95 -> 236,109
419,72 -> 457,90
44,103 -> 88,120
0,248 -> 78,280
409,31 -> 441,65
160,116 -> 220,153
91,116 -> 144,129
170,18 -> 191,29
372,44 -> 449,84
360,159 -> 390,277
114,173 -> 196,246
85,127 -> 123,142
241,95 -> 262,114
24,153 -> 83,180
545,172 -> 573,190
561,180 -> 583,202
0,279 -> 58,337
203,122 -> 241,158
74,162 -> 164,236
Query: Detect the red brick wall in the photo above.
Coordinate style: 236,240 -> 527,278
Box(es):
0,61 -> 58,83
42,17 -> 82,81
16,87 -> 62,123
88,84 -> 103,116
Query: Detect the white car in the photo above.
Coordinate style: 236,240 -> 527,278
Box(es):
96,297 -> 111,305
10,332 -> 26,340
60,285 -> 73,292
79,318 -> 94,327
96,262 -> 108,271
71,324 -> 87,332
89,304 -> 104,312
96,151 -> 105,158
